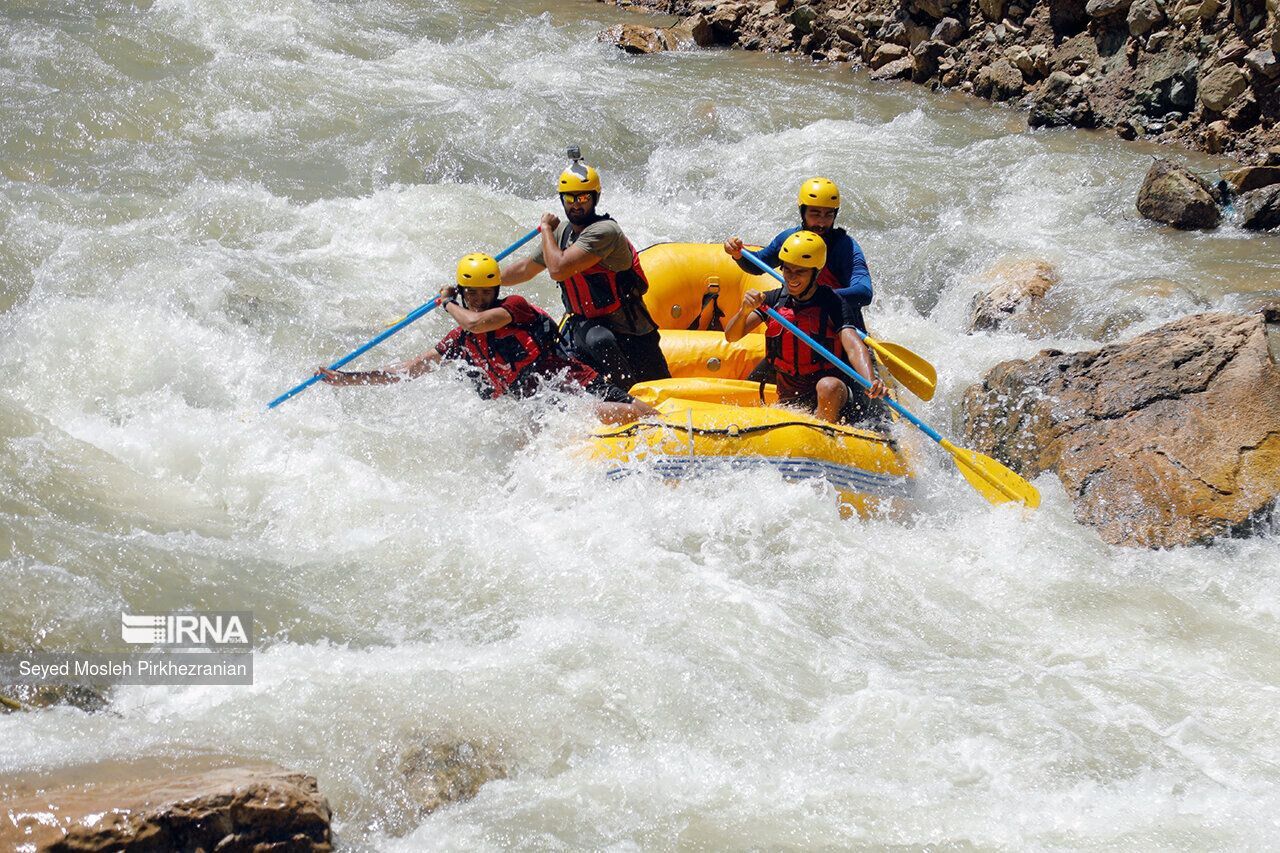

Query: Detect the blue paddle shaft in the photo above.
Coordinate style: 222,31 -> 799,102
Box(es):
267,226 -> 540,410
740,249 -> 944,446
739,248 -> 872,345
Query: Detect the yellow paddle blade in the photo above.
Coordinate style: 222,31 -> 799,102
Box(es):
940,439 -> 1040,508
866,336 -> 937,401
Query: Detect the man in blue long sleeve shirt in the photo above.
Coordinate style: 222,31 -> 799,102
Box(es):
723,176 -> 874,310
724,177 -> 875,386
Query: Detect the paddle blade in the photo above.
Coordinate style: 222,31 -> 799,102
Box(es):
940,439 -> 1040,508
867,337 -> 937,401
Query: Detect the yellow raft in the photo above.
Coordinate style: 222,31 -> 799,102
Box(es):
587,243 -> 915,517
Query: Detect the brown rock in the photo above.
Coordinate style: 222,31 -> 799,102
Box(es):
0,766 -> 332,852
707,2 -> 747,39
1198,63 -> 1249,112
968,259 -> 1061,333
869,55 -> 914,79
1086,0 -> 1134,17
975,58 -> 1025,99
395,739 -> 507,816
909,0 -> 966,19
1127,0 -> 1166,34
912,39 -> 950,81
682,13 -> 715,47
1238,185 -> 1280,230
602,23 -> 666,53
1136,157 -> 1222,229
1223,165 -> 1280,193
980,0 -> 1010,20
931,16 -> 965,44
871,42 -> 909,68
961,313 -> 1280,548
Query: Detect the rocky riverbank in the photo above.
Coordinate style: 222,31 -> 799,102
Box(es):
600,0 -> 1279,163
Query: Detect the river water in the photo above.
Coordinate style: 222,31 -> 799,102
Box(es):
3,0 -> 1280,849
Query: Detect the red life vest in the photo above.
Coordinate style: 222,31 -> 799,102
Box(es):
560,234 -> 649,318
815,266 -> 840,289
764,293 -> 839,378
459,299 -> 559,397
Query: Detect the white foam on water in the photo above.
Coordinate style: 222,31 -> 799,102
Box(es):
2,0 -> 1279,849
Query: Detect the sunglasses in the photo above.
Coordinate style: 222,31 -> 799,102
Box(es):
560,192 -> 594,204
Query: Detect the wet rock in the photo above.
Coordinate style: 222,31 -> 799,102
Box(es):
1127,0 -> 1167,34
962,312 -> 1280,548
1238,185 -> 1280,230
975,57 -> 1025,99
682,13 -> 715,46
602,23 -> 666,53
1223,165 -> 1280,193
1,684 -> 109,713
871,42 -> 909,68
1136,157 -> 1222,229
968,258 -> 1060,333
396,739 -> 507,815
869,55 -> 914,79
1199,63 -> 1249,112
0,766 -> 332,852
931,16 -> 965,43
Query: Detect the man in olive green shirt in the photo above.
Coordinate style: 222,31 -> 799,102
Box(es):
500,157 -> 670,389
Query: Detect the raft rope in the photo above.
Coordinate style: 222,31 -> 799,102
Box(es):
595,418 -> 897,446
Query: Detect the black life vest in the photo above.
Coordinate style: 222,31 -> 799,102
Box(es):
763,291 -> 839,378
559,216 -> 649,319
459,299 -> 559,397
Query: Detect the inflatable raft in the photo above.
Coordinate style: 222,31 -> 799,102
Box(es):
587,243 -> 914,517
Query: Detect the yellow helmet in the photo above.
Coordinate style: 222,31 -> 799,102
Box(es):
558,161 -> 601,194
797,176 -> 841,209
455,253 -> 501,288
778,230 -> 827,270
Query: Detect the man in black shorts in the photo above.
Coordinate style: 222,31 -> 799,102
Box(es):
499,149 -> 670,390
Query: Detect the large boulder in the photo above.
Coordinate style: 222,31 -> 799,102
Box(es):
968,259 -> 1061,333
962,312 -> 1280,548
1198,63 -> 1249,112
1136,157 -> 1222,229
0,766 -> 332,852
1238,185 -> 1280,230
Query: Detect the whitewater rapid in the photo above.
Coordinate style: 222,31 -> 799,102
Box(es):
3,0 -> 1280,849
